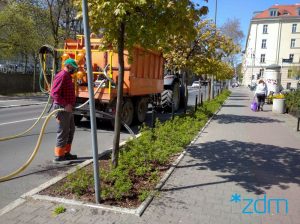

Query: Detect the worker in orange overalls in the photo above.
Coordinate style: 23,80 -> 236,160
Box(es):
50,58 -> 78,164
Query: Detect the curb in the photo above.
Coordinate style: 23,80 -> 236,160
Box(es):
0,94 -> 227,217
136,96 -> 227,216
0,135 -> 140,217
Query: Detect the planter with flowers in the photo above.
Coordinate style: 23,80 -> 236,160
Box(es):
272,93 -> 286,113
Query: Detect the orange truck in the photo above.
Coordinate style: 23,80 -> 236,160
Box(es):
42,35 -> 183,126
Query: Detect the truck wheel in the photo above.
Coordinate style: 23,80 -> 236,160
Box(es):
134,97 -> 148,123
121,99 -> 134,126
74,115 -> 83,125
161,89 -> 172,109
172,82 -> 180,111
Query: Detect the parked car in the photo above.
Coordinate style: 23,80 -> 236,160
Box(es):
191,81 -> 200,88
232,82 -> 239,87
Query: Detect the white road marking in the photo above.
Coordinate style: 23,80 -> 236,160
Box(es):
0,100 -> 20,103
0,102 -> 47,108
0,116 -> 47,126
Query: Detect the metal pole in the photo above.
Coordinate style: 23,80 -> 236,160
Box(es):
200,93 -> 203,106
195,95 -> 198,112
215,0 -> 218,26
172,102 -> 175,120
82,0 -> 100,203
297,118 -> 300,132
211,76 -> 214,99
198,78 -> 201,105
151,104 -> 156,129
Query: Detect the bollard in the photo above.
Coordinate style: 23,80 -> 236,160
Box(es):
151,105 -> 156,129
172,102 -> 175,120
200,93 -> 203,106
297,118 -> 300,132
195,95 -> 198,112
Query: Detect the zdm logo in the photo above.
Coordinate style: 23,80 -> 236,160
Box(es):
230,193 -> 289,215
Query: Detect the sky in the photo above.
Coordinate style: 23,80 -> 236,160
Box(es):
194,0 -> 298,48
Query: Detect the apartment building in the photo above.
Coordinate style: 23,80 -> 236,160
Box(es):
243,4 -> 300,90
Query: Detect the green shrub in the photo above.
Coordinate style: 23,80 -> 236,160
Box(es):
286,89 -> 300,112
138,190 -> 151,202
62,168 -> 93,197
64,89 -> 231,202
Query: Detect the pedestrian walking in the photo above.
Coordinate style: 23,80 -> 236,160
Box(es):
50,58 -> 78,164
254,79 -> 267,111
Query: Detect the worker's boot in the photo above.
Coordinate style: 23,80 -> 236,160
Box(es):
53,146 -> 70,165
64,144 -> 77,160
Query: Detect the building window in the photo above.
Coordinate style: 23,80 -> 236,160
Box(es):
260,54 -> 266,63
261,39 -> 267,49
288,69 -> 292,78
289,54 -> 294,62
292,24 -> 297,33
298,8 -> 300,16
291,39 -> 296,48
286,83 -> 291,89
259,69 -> 264,78
270,9 -> 278,16
263,25 -> 268,34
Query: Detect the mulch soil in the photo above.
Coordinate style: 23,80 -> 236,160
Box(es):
40,154 -> 179,208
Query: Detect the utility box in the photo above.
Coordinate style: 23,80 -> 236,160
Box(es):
264,65 -> 281,94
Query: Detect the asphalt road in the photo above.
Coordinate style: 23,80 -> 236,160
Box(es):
0,86 -> 219,209
0,101 -> 132,209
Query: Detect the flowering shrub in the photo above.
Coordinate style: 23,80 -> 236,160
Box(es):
273,93 -> 285,99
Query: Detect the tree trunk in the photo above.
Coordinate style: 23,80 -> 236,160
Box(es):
184,71 -> 189,112
182,71 -> 188,113
33,54 -> 37,92
210,75 -> 214,99
25,55 -> 28,74
112,22 -> 125,168
208,78 -> 211,101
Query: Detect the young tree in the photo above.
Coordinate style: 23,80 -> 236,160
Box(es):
219,18 -> 244,68
0,1 -> 52,61
164,19 -> 238,81
74,0 -> 207,168
220,18 -> 244,46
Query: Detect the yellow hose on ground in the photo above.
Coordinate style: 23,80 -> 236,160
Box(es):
0,95 -> 52,141
0,109 -> 63,182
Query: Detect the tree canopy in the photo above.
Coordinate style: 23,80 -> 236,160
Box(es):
0,0 -> 80,61
74,0 -> 207,52
0,1 -> 51,59
164,19 -> 239,80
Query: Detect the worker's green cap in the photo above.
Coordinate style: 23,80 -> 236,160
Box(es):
64,58 -> 78,69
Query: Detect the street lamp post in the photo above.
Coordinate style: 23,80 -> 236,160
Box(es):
215,0 -> 218,26
211,0 -> 218,99
82,0 -> 101,204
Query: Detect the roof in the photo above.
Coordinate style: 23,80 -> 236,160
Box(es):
254,4 -> 300,19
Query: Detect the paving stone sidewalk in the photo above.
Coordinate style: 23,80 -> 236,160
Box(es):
1,87 -> 300,224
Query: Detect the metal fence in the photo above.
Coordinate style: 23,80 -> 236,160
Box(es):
0,60 -> 39,75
